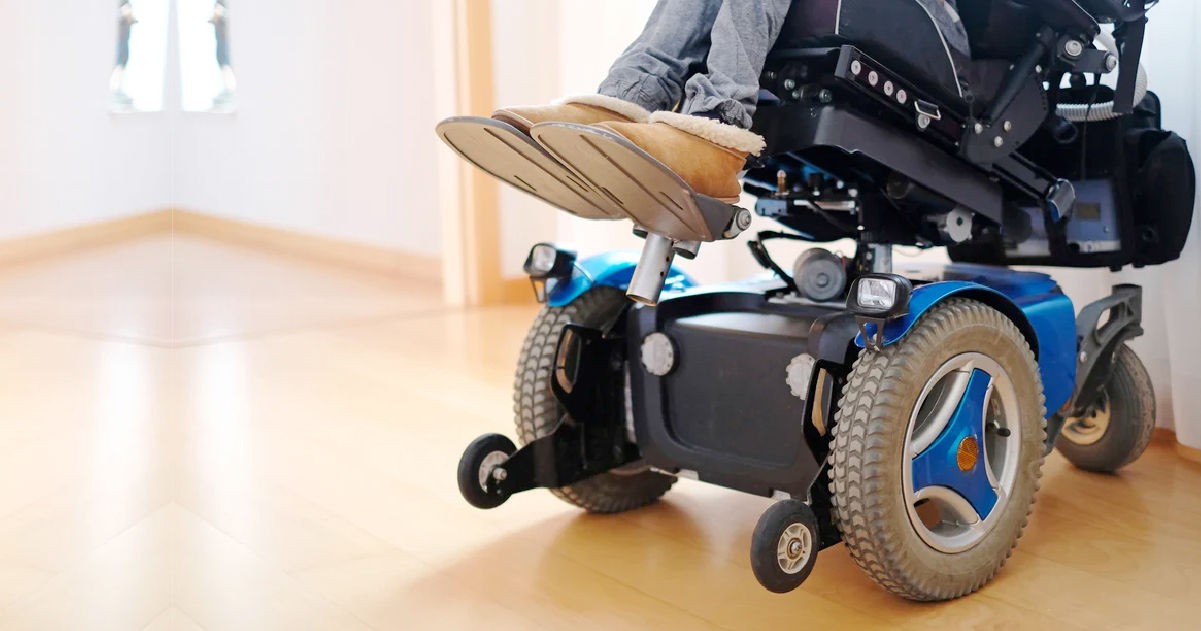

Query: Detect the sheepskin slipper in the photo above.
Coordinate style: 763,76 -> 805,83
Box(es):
530,113 -> 764,241
435,95 -> 650,220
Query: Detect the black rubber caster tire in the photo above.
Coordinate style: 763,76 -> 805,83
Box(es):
457,433 -> 517,509
750,500 -> 820,594
1056,344 -> 1156,473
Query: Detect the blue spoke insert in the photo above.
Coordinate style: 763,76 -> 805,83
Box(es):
911,369 -> 998,519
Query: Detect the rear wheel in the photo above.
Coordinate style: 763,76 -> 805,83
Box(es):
514,287 -> 675,513
830,299 -> 1046,601
1057,344 -> 1155,473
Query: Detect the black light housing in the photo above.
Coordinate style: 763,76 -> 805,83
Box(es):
523,243 -> 577,280
847,274 -> 914,352
846,274 -> 914,318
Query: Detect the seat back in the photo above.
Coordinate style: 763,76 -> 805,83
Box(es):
773,0 -> 966,104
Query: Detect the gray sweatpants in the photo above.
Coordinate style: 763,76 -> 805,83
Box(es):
598,0 -> 970,130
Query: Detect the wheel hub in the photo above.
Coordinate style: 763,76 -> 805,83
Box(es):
903,353 -> 1021,553
477,450 -> 509,491
776,523 -> 812,574
1062,395 -> 1111,446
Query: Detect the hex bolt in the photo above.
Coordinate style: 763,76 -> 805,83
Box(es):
1065,40 -> 1084,58
783,78 -> 796,90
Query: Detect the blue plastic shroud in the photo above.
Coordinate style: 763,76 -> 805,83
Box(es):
545,250 -> 696,307
910,368 -> 1000,518
856,263 -> 1077,415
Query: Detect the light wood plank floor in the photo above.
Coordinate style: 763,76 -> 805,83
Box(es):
0,233 -> 1198,630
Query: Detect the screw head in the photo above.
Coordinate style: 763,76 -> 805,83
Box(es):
783,78 -> 796,90
974,123 -> 984,134
918,114 -> 931,130
850,60 -> 862,75
791,90 -> 802,100
993,136 -> 1004,148
818,89 -> 833,103
1065,40 -> 1084,57
1004,121 -> 1013,132
492,467 -> 507,481
896,89 -> 908,105
1106,54 -> 1118,72
883,81 -> 894,97
868,71 -> 879,87
1079,351 -> 1088,364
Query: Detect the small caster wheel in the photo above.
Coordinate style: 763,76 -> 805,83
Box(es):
457,433 -> 516,509
750,499 -> 819,593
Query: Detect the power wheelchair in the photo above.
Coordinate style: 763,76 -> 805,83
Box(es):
453,0 -> 1194,600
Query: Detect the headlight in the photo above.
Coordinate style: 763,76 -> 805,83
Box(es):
857,278 -> 897,310
523,243 -> 577,280
847,274 -> 912,317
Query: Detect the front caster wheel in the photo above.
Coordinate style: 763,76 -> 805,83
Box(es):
750,500 -> 819,594
457,433 -> 516,509
1057,344 -> 1156,473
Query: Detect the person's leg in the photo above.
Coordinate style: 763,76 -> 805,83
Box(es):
597,0 -> 724,114
679,0 -> 793,129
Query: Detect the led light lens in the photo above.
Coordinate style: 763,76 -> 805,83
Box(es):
857,278 -> 897,310
529,244 -> 558,276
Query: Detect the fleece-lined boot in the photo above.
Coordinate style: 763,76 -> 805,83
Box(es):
436,95 -> 651,219
530,111 -> 765,242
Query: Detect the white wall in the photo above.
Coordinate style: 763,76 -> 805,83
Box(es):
170,0 -> 444,257
0,1 -> 173,240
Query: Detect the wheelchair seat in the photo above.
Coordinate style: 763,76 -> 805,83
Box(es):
749,0 -> 1195,272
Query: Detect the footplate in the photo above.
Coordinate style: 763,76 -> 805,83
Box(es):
487,324 -> 638,496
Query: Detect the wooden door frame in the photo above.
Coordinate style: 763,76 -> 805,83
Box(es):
435,0 -> 506,307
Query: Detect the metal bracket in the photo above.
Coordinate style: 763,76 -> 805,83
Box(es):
1071,284 -> 1143,414
486,324 -> 637,497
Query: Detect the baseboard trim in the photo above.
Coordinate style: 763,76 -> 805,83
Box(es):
1152,428 -> 1200,465
0,211 -> 171,267
170,210 -> 442,287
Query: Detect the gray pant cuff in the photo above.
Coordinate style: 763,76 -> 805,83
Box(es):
681,97 -> 753,130
598,76 -> 675,115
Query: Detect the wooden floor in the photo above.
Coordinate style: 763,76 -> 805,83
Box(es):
0,233 -> 1198,630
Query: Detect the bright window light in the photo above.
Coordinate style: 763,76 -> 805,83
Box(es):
112,0 -> 168,112
179,0 -> 236,112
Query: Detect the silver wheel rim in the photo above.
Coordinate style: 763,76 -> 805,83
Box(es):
478,451 -> 508,491
902,353 -> 1022,553
776,523 -> 812,574
1061,394 -> 1110,446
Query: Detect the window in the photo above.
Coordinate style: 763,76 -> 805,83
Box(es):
179,0 -> 236,112
111,0 -> 169,112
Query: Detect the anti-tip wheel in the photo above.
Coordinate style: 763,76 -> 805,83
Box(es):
750,499 -> 820,594
457,433 -> 517,509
